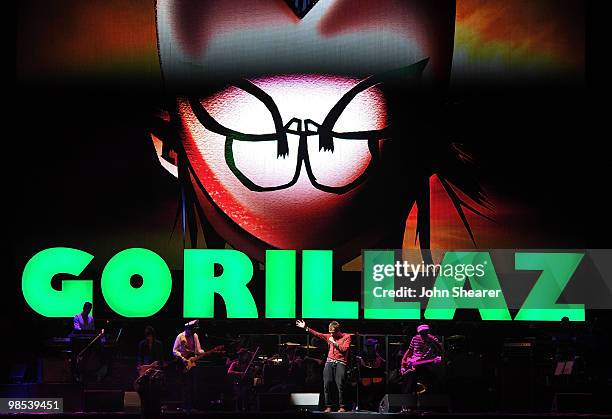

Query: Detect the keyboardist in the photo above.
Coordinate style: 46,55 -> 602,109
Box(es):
73,302 -> 95,331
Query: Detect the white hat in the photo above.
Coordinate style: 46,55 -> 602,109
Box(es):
417,324 -> 430,333
184,319 -> 199,329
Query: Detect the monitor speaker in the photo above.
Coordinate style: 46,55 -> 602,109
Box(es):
289,393 -> 321,411
123,391 -> 141,413
379,394 -> 415,413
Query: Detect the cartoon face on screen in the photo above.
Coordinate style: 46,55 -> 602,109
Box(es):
153,0 -> 487,264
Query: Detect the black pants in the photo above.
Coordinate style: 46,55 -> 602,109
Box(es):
323,361 -> 346,408
182,370 -> 195,411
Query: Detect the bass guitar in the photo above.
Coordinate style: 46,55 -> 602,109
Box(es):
400,356 -> 442,375
182,345 -> 225,372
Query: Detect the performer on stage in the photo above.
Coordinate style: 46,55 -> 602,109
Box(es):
73,301 -> 95,331
172,320 -> 204,413
296,319 -> 351,412
137,326 -> 165,374
400,324 -> 443,411
135,328 -> 165,419
227,348 -> 256,411
357,338 -> 386,411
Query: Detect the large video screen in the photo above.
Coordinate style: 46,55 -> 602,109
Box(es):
14,0 -> 610,323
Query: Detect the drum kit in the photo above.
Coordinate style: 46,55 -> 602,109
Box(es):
238,342 -> 320,388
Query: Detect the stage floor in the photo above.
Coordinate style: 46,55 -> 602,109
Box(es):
5,412 -> 612,418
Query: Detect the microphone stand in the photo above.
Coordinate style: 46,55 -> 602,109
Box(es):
353,358 -> 362,412
352,333 -> 365,412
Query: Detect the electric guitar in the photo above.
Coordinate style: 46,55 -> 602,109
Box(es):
400,356 -> 442,375
137,361 -> 166,377
181,345 -> 225,372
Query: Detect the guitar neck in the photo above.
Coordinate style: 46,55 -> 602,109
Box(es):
191,352 -> 206,361
413,358 -> 439,366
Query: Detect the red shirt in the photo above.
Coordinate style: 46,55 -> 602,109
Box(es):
306,327 -> 351,364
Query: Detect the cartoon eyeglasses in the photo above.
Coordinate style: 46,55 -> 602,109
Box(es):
187,59 -> 427,194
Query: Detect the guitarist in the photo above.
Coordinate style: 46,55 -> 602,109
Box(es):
137,326 -> 164,376
400,324 -> 443,410
172,320 -> 204,413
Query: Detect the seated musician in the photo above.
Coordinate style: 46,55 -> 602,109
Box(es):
73,302 -> 95,331
358,338 -> 386,378
227,348 -> 254,411
137,326 -> 164,374
70,302 -> 102,383
172,320 -> 204,413
400,324 -> 443,411
357,338 -> 386,411
268,343 -> 305,394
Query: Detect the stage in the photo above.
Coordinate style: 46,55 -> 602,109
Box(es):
5,412 -> 612,418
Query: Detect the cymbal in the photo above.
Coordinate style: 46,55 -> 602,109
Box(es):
279,342 -> 301,346
388,342 -> 402,345
300,345 -> 317,349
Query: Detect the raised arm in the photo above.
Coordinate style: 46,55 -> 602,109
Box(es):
296,319 -> 327,340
